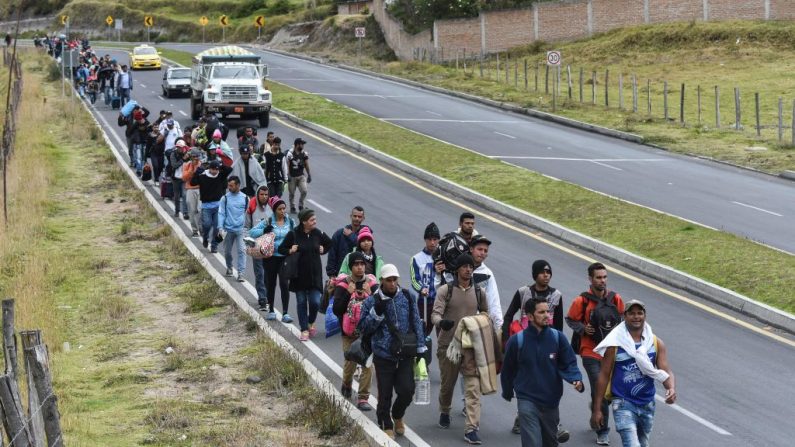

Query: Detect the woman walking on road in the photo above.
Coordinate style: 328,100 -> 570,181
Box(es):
278,208 -> 331,341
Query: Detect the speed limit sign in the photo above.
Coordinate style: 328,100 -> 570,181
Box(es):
546,50 -> 561,66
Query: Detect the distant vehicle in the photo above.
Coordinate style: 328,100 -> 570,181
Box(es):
189,45 -> 272,127
129,44 -> 161,71
162,67 -> 191,98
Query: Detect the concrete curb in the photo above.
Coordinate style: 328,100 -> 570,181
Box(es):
271,106 -> 795,334
74,80 -> 398,447
781,170 -> 795,181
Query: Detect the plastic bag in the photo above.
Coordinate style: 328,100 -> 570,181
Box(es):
325,298 -> 340,338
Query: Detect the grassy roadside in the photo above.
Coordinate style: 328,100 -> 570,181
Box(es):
164,47 -> 795,314
0,51 -> 365,446
315,20 -> 795,174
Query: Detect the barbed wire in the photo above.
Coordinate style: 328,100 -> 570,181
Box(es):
5,390 -> 56,446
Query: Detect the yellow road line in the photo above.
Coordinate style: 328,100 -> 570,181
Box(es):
275,116 -> 795,348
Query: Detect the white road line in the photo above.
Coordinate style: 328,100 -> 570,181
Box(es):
178,110 -> 188,117
157,95 -> 165,100
591,160 -> 623,171
731,201 -> 783,217
277,78 -> 344,82
307,199 -> 332,213
382,118 -> 520,123
494,131 -> 517,139
488,156 -> 667,162
139,83 -> 146,88
425,110 -> 442,116
655,395 -> 732,436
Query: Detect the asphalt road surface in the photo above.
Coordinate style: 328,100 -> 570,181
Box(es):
157,43 -> 795,255
85,50 -> 795,447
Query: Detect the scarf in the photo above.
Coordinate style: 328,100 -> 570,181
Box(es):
594,321 -> 669,383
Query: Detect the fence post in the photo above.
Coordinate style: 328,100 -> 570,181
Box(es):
479,58 -> 483,78
496,53 -> 500,82
0,374 -> 32,447
647,79 -> 652,115
604,69 -> 609,107
553,66 -> 558,112
23,344 -> 63,447
715,86 -> 721,128
524,59 -> 528,90
680,83 -> 686,125
579,67 -> 584,103
778,97 -> 783,142
2,300 -> 18,382
663,81 -> 669,120
455,49 -> 459,70
505,54 -> 509,84
556,65 -> 561,99
514,61 -> 518,88
592,71 -> 597,104
567,65 -> 572,100
535,62 -> 539,91
697,85 -> 702,126
545,64 -> 549,94
755,92 -> 761,137
632,75 -> 638,113
734,87 -> 741,130
20,331 -> 45,447
618,73 -> 624,110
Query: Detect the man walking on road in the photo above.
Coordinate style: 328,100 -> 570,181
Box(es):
116,64 -> 132,106
191,160 -> 233,253
285,138 -> 311,213
245,185 -> 272,308
501,298 -> 584,447
231,145 -> 266,198
219,176 -> 248,282
327,206 -> 367,279
566,262 -> 625,446
410,222 -> 441,336
182,148 -> 204,237
456,212 -> 478,244
470,235 -> 502,331
263,136 -> 287,197
591,300 -> 676,447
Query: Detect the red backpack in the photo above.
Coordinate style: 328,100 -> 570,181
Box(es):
337,274 -> 377,336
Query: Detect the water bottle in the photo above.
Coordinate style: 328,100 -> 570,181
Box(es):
413,358 -> 431,405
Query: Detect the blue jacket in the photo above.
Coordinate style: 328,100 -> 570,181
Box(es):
501,326 -> 582,408
218,191 -> 248,232
358,288 -> 427,361
249,215 -> 296,257
326,225 -> 370,277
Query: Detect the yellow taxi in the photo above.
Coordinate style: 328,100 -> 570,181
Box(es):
129,44 -> 162,70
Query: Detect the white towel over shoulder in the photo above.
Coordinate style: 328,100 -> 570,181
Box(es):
594,322 -> 669,383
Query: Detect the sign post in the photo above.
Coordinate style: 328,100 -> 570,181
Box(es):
546,50 -> 561,67
220,15 -> 229,43
200,16 -> 209,43
255,16 -> 265,40
105,16 -> 113,41
355,27 -> 365,65
144,16 -> 154,43
115,19 -> 123,42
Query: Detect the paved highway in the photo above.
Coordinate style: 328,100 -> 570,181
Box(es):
159,43 -> 795,255
87,51 -> 795,447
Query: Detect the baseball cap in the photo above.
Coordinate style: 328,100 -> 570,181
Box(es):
469,234 -> 491,247
379,264 -> 400,280
166,118 -> 174,126
624,299 -> 646,314
239,145 -> 251,154
294,137 -> 306,145
208,160 -> 222,169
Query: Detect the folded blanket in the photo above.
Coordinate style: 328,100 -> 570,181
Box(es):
447,313 -> 499,395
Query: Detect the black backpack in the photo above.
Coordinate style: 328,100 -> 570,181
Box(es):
433,232 -> 470,269
583,291 -> 621,345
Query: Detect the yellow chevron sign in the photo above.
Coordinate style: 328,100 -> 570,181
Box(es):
144,16 -> 154,27
220,15 -> 229,27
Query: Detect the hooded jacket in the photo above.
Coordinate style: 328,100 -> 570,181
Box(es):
231,155 -> 267,192
244,185 -> 273,232
358,288 -> 427,361
218,190 -> 248,233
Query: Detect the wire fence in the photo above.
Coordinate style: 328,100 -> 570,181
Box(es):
1,299 -> 64,447
1,44 -> 24,228
414,47 -> 795,147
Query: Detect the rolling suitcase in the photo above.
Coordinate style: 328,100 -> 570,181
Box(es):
160,179 -> 173,199
111,95 -> 121,110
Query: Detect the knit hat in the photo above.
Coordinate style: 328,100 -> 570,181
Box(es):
357,226 -> 373,243
133,110 -> 143,120
268,195 -> 285,211
208,160 -> 222,169
212,129 -> 222,139
348,251 -> 367,269
454,253 -> 475,270
532,260 -> 551,279
424,222 -> 440,240
297,208 -> 315,223
189,148 -> 203,158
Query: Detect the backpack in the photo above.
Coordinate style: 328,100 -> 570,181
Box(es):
583,291 -> 621,345
340,274 -> 377,336
433,232 -> 470,270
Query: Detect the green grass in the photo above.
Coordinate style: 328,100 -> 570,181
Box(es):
160,46 -> 795,314
340,20 -> 795,173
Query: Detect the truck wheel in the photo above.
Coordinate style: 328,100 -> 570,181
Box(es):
258,111 -> 269,128
190,97 -> 200,120
163,88 -> 169,98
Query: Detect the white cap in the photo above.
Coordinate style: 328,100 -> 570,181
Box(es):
379,264 -> 400,280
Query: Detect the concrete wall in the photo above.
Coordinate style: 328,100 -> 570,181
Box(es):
371,0 -> 795,61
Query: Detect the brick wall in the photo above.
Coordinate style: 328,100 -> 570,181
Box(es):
537,1 -> 590,42
592,0 -> 646,33
482,9 -> 535,52
435,16 -> 482,52
648,0 -> 704,23
771,0 -> 795,19
707,0 -> 766,21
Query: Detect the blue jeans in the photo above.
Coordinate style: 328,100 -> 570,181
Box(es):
223,230 -> 245,274
582,356 -> 610,436
104,85 -> 112,105
252,258 -> 267,305
294,289 -> 321,331
201,207 -> 219,249
119,88 -> 131,106
613,399 -> 655,447
517,399 -> 559,447
132,143 -> 146,174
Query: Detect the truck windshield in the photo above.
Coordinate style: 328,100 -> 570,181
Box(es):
212,66 -> 259,79
170,69 -> 191,79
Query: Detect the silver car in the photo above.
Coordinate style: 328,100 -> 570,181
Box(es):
161,67 -> 191,98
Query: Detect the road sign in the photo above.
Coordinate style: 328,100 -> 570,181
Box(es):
60,15 -> 68,25
546,50 -> 561,66
355,27 -> 366,38
115,19 -> 123,30
106,16 -> 113,26
144,16 -> 154,27
199,16 -> 209,26
255,16 -> 265,28
220,15 -> 229,26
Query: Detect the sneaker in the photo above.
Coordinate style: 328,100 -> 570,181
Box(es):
210,247 -> 218,254
154,181 -> 159,187
298,206 -> 304,211
282,313 -> 293,323
394,418 -> 405,436
557,427 -> 570,443
202,238 -> 208,248
383,429 -> 395,439
596,433 -> 610,446
462,407 -> 467,417
356,400 -> 372,411
258,304 -> 269,312
243,236 -> 257,247
299,331 -> 309,341
183,214 -> 189,220
340,384 -> 352,399
173,211 -> 180,218
237,273 -> 245,282
290,206 -> 296,214
464,430 -> 482,445
192,230 -> 199,237
512,416 -> 520,434
308,324 -> 317,338
225,268 -> 233,277
438,413 -> 450,429
266,312 -> 277,320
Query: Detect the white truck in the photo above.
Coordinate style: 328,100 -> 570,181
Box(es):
190,45 -> 272,127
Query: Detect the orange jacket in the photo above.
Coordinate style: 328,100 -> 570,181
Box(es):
566,289 -> 624,360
